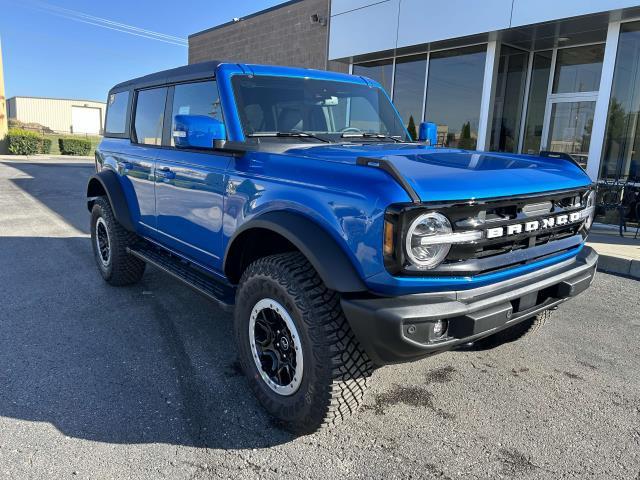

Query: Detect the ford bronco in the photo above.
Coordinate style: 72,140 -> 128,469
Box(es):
88,61 -> 598,433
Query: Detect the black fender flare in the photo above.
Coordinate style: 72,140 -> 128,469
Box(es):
86,170 -> 136,232
224,211 -> 368,293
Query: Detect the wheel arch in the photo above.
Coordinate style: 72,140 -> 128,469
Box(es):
224,211 -> 367,293
86,170 -> 136,232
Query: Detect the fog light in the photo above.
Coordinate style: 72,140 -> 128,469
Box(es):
433,319 -> 447,337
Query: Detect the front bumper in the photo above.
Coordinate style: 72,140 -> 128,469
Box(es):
341,247 -> 598,365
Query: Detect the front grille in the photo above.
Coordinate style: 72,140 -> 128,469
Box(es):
391,188 -> 591,277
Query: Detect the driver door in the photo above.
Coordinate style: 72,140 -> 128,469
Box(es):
153,80 -> 230,270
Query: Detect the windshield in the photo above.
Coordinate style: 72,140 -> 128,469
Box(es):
231,75 -> 409,142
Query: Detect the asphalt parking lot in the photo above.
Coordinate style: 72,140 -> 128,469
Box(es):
0,156 -> 639,480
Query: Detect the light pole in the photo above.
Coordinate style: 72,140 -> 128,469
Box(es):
0,36 -> 8,154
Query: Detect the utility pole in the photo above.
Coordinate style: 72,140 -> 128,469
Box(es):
0,36 -> 8,154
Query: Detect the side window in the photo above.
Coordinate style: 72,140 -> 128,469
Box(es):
171,81 -> 223,146
105,91 -> 129,136
134,87 -> 167,145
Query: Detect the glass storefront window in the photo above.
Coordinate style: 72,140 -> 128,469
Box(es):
392,54 -> 427,140
553,44 -> 604,94
601,21 -> 640,180
490,46 -> 528,153
424,45 -> 486,149
353,59 -> 394,96
522,51 -> 552,154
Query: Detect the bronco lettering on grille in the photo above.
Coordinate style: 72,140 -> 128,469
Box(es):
485,210 -> 583,240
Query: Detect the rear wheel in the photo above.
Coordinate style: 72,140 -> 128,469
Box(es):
468,310 -> 552,350
234,252 -> 373,434
90,197 -> 145,286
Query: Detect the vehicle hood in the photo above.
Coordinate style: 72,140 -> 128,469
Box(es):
285,144 -> 592,202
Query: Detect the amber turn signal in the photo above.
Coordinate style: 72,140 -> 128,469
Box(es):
384,220 -> 395,256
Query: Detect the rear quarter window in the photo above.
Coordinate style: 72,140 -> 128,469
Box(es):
105,91 -> 130,136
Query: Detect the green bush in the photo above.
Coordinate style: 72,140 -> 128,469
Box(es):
40,137 -> 52,154
58,137 -> 92,156
7,129 -> 42,155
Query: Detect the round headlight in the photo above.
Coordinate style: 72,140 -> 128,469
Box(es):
405,212 -> 452,269
585,190 -> 596,230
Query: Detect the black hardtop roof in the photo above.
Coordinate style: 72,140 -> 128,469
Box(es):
109,60 -> 222,93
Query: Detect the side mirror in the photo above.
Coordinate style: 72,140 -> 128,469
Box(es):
418,121 -> 438,146
173,115 -> 226,149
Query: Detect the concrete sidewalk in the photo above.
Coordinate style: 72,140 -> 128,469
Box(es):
587,224 -> 640,279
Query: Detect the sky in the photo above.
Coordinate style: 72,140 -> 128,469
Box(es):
0,0 -> 285,101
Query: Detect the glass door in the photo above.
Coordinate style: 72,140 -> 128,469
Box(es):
540,44 -> 605,168
543,95 -> 597,168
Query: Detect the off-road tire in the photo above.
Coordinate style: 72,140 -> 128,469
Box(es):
234,252 -> 373,434
469,309 -> 552,350
90,196 -> 145,286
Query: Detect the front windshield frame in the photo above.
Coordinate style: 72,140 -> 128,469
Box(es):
230,74 -> 410,143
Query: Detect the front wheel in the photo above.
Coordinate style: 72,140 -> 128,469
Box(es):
234,252 -> 373,434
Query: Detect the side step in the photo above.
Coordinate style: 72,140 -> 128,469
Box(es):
128,243 -> 235,311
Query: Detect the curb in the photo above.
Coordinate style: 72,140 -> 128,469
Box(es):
597,254 -> 640,280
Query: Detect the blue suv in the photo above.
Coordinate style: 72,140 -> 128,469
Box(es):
88,61 -> 598,433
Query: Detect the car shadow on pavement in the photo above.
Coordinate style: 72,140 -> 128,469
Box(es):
1,159 -> 297,448
0,236 -> 295,449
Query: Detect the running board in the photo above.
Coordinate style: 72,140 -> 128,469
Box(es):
127,243 -> 235,311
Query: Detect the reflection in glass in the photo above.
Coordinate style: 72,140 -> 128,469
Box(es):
490,46 -> 528,152
392,54 -> 427,140
424,45 -> 486,149
553,44 -> 604,94
353,59 -> 394,95
522,51 -> 552,154
547,101 -> 595,166
601,21 -> 640,180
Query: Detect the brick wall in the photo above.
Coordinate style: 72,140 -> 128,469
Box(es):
188,0 -> 347,73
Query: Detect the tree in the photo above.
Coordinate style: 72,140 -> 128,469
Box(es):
457,121 -> 476,150
407,115 -> 417,141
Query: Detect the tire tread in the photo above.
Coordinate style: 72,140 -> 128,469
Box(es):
235,252 -> 373,432
91,197 -> 145,286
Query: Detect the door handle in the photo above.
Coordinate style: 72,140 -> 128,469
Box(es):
157,167 -> 176,180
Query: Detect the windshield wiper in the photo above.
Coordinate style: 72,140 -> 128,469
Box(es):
248,131 -> 331,143
340,133 -> 403,143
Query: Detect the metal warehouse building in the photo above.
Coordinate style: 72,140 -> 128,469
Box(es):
189,0 -> 640,185
7,96 -> 106,135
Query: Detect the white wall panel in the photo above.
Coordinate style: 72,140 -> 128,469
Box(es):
329,0 -> 399,59
331,0 -> 388,16
511,0 -> 640,27
397,0 -> 512,48
11,97 -> 106,134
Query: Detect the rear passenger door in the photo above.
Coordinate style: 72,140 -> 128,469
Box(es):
154,80 -> 230,270
121,86 -> 168,231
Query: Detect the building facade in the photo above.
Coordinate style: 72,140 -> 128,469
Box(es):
189,0 -> 640,184
0,38 -> 7,153
329,0 -> 640,183
7,96 -> 106,135
189,0 -> 345,72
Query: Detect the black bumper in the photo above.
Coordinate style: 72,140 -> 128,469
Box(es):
341,247 -> 598,366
